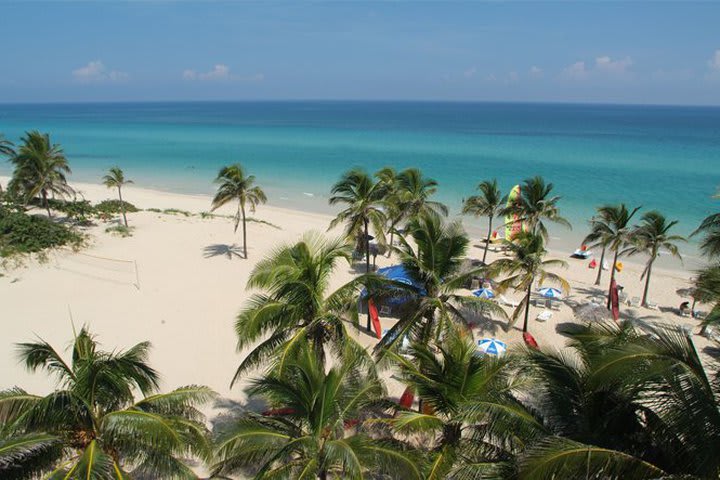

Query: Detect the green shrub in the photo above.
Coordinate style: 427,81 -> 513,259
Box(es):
163,208 -> 191,217
105,225 -> 133,237
0,207 -> 83,257
146,208 -> 162,213
96,199 -> 139,215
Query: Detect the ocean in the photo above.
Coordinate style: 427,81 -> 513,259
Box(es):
1,101 -> 719,264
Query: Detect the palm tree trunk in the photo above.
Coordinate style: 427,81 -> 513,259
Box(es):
388,228 -> 394,258
118,187 -> 128,227
42,190 -> 51,218
364,217 -> 370,273
241,202 -> 248,259
641,260 -> 653,307
522,279 -> 533,333
606,249 -> 619,309
594,246 -> 606,286
483,216 -> 493,264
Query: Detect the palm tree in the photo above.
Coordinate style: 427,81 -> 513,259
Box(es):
329,168 -> 387,273
102,166 -> 133,227
211,163 -> 267,259
0,432 -> 62,480
694,264 -> 720,334
593,204 -> 641,309
376,212 -> 506,350
375,166 -> 401,255
8,131 -> 73,217
583,210 -> 614,286
0,133 -> 15,157
490,231 -> 569,333
692,188 -> 720,260
212,341 -> 420,480
232,233 -> 369,382
518,320 -> 720,479
387,329 -> 543,479
500,176 -> 570,241
0,327 -> 215,478
462,178 -> 503,263
395,168 -> 448,221
624,211 -> 685,307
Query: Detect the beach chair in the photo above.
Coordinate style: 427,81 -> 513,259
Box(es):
470,278 -> 480,290
499,294 -> 520,308
550,300 -> 562,311
536,310 -> 553,322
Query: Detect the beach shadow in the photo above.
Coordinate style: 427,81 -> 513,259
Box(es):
203,243 -> 244,260
702,345 -> 720,359
555,321 -> 586,338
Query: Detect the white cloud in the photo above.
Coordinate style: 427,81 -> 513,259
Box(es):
595,55 -> 633,74
183,64 -> 263,82
72,60 -> 128,83
529,66 -> 543,77
562,61 -> 588,79
708,49 -> 720,71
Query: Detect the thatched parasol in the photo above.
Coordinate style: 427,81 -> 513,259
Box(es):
573,303 -> 612,323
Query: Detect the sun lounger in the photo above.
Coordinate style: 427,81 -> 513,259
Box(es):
499,294 -> 520,308
536,310 -> 553,322
550,300 -> 561,311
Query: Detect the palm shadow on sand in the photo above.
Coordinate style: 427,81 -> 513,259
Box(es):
203,243 -> 245,260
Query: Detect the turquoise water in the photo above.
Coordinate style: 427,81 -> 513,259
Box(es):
1,101 -> 719,259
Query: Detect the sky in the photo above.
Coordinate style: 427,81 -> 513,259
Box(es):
1,2 -> 719,105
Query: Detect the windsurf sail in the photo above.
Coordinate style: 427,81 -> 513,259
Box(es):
505,184 -> 525,240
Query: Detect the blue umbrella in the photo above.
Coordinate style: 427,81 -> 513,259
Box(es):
537,287 -> 563,299
361,265 -> 427,306
477,338 -> 507,356
473,288 -> 495,299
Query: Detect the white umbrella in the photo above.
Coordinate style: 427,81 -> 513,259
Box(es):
538,287 -> 563,299
476,338 -> 507,356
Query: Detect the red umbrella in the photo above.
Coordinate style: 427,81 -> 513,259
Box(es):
523,332 -> 539,349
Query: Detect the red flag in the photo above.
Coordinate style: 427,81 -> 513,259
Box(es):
610,279 -> 620,321
368,299 -> 382,339
523,332 -> 539,349
398,387 -> 414,409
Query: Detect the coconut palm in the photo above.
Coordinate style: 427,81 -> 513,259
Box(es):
518,320 -> 720,479
232,233 -> 370,382
329,169 -> 387,273
0,327 -> 215,479
7,131 -> 73,217
211,163 -> 267,259
592,204 -> 641,309
500,176 -> 570,241
0,432 -> 62,480
0,134 -> 15,158
490,231 -> 569,333
386,329 -> 543,479
692,189 -> 720,260
102,166 -> 133,227
375,212 -> 506,351
212,341 -> 420,480
375,167 -> 401,256
694,264 -> 720,334
624,211 -> 685,307
395,168 -> 448,221
462,178 -> 503,263
583,210 -> 615,286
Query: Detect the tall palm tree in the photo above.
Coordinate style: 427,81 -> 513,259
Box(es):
211,163 -> 267,259
692,188 -> 720,260
212,341 -> 420,480
490,231 -> 569,333
0,327 -> 215,478
329,168 -> 387,273
462,178 -> 503,263
624,211 -> 685,307
500,176 -> 570,241
0,134 -> 15,157
593,204 -> 641,309
375,166 -> 402,257
395,168 -> 448,221
102,166 -> 133,227
8,131 -> 73,217
387,329 -> 543,479
376,212 -> 506,350
694,264 -> 720,334
232,233 -> 369,382
583,210 -> 614,286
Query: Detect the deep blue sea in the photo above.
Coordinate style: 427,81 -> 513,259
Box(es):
1,101 -> 719,260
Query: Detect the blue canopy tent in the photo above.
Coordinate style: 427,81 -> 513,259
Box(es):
362,265 -> 427,306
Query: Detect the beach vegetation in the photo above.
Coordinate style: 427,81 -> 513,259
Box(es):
95,199 -> 139,216
462,178 -> 503,264
102,166 -> 133,227
162,207 -> 192,217
211,163 -> 267,259
490,231 -> 569,333
624,211 -> 685,307
692,188 -> 720,260
583,208 -> 615,286
105,224 -> 134,237
146,207 -> 162,213
6,131 -> 74,218
500,176 -> 570,241
232,233 -> 369,381
374,212 -> 506,351
0,326 -> 216,478
0,205 -> 83,257
329,168 -> 387,274
212,339 -> 419,480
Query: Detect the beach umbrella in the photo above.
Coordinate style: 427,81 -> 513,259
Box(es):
537,287 -> 563,299
476,338 -> 507,356
473,288 -> 495,299
573,303 -> 612,323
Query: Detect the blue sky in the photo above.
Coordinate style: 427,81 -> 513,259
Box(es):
1,2 -> 719,105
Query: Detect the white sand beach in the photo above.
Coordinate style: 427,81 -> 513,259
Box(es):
0,177 -> 713,406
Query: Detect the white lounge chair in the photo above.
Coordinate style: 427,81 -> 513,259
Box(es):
536,310 -> 553,322
499,294 -> 520,308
